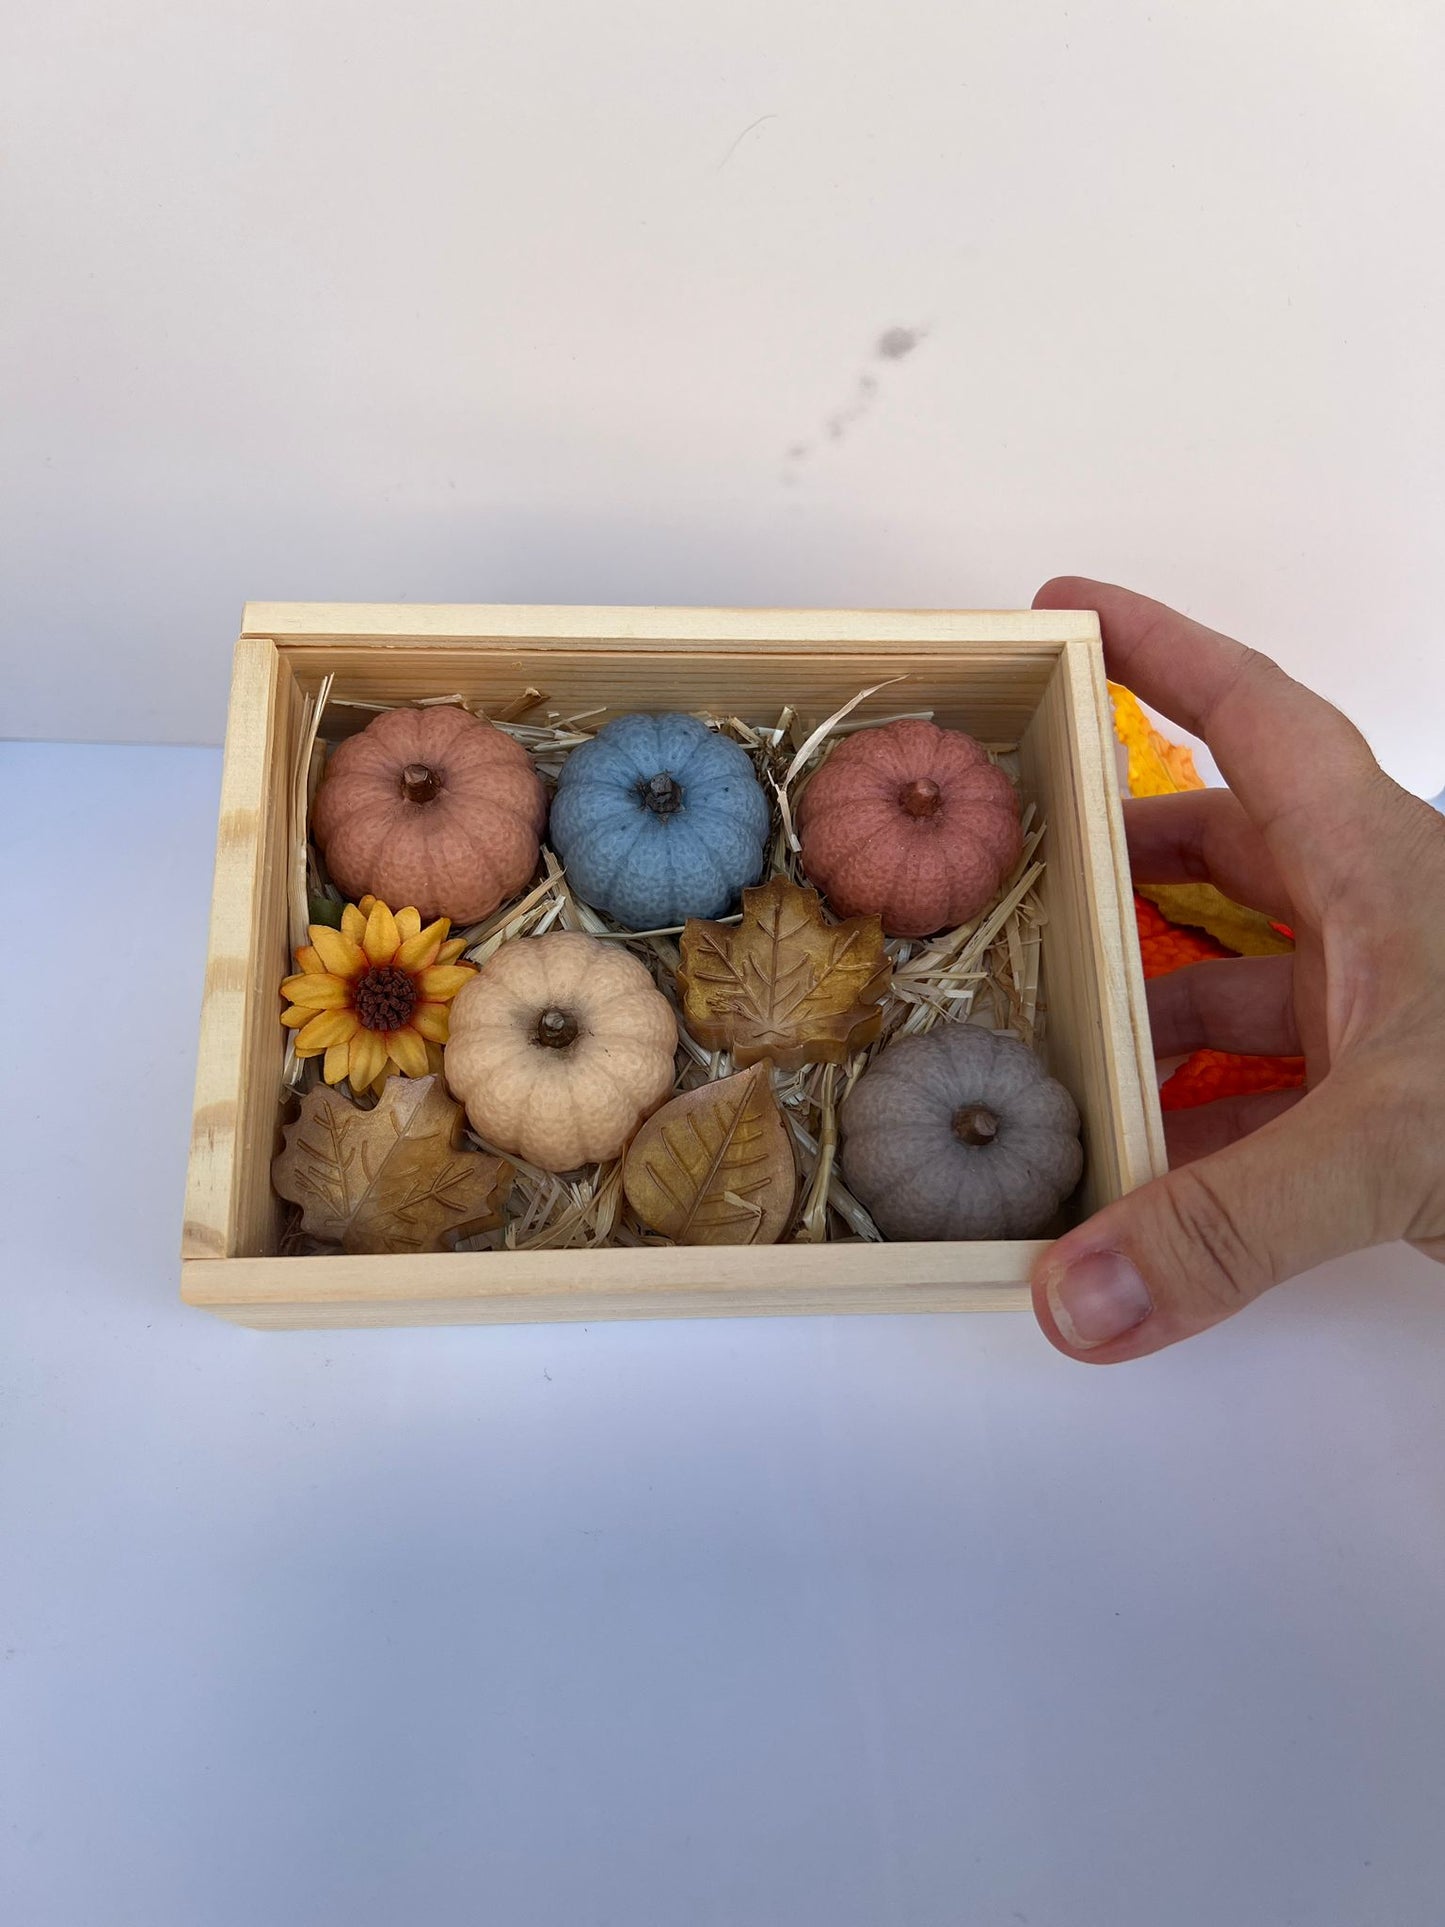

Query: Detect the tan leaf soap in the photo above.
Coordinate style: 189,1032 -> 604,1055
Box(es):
678,876 -> 890,1070
272,1075 -> 513,1254
622,1063 -> 796,1245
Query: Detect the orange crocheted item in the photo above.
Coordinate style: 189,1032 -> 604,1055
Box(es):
1159,1046 -> 1307,1111
1134,893 -> 1231,976
1113,673 -> 1310,1117
1133,894 -> 1306,1110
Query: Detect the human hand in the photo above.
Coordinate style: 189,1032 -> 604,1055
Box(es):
1030,578 -> 1445,1362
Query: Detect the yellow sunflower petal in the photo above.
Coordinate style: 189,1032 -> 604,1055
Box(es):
323,1041 -> 351,1084
410,1001 -> 452,1043
309,925 -> 367,978
386,1027 -> 430,1078
348,1029 -> 387,1089
436,937 -> 469,965
296,1009 -> 360,1054
396,907 -> 423,941
395,918 -> 450,972
359,894 -> 377,916
341,903 -> 367,942
425,1041 -> 445,1076
416,964 -> 476,1001
294,944 -> 324,974
281,1005 -> 312,1029
280,972 -> 352,1009
363,899 -> 401,965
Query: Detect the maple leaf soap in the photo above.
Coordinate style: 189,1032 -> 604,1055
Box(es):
678,877 -> 890,1070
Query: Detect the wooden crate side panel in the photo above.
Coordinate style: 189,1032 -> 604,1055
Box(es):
237,654 -> 303,1257
1076,638 -> 1168,1190
190,1289 -> 1035,1331
182,640 -> 274,1256
287,647 -> 1058,745
182,639 -> 296,1259
245,603 -> 1103,646
1017,645 -> 1162,1217
181,1241 -> 1042,1329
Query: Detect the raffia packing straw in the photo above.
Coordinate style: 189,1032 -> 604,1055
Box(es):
283,679 -> 1049,1251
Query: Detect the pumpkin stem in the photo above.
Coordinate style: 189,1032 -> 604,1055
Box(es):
640,771 -> 684,815
401,763 -> 442,805
535,1007 -> 580,1049
900,778 -> 943,819
952,1104 -> 999,1146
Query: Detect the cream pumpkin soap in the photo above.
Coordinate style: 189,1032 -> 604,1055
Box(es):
443,931 -> 678,1172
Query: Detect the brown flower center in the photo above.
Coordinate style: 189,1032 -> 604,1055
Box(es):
952,1104 -> 999,1146
353,964 -> 418,1032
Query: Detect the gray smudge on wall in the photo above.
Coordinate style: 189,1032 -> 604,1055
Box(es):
782,324 -> 929,478
876,325 -> 925,361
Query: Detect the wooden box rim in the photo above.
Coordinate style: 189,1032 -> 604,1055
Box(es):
182,603 -> 1165,1330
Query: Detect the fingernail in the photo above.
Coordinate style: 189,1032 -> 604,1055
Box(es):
1047,1251 -> 1153,1350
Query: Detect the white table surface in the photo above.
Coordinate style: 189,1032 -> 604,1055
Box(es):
4,737 -> 1445,1926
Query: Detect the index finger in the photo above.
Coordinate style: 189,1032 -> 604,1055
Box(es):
1034,576 -> 1380,892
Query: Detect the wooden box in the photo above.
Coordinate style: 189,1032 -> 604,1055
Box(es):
182,604 -> 1164,1329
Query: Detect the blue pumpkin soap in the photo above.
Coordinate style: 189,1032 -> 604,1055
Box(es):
550,713 -> 771,928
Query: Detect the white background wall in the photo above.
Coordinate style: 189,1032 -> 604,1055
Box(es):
4,1 -> 1443,796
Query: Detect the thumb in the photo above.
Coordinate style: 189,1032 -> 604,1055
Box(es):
1032,1088 -> 1391,1362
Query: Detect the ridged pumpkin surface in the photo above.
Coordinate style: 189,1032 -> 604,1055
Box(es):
312,707 -> 546,925
443,932 -> 678,1171
841,1025 -> 1082,1240
797,719 -> 1021,937
549,713 -> 771,929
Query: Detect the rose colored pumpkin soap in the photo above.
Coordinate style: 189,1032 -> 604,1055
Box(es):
444,931 -> 677,1172
549,713 -> 771,929
841,1025 -> 1082,1240
311,706 -> 546,926
796,718 -> 1021,937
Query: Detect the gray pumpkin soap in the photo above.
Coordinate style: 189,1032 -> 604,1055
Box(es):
549,712 -> 771,929
841,1025 -> 1083,1240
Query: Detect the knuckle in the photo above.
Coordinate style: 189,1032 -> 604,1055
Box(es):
1235,644 -> 1276,688
1196,648 -> 1259,735
1155,1162 -> 1262,1313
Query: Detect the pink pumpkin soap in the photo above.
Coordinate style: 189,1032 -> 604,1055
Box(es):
797,718 -> 1021,937
312,705 -> 546,926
